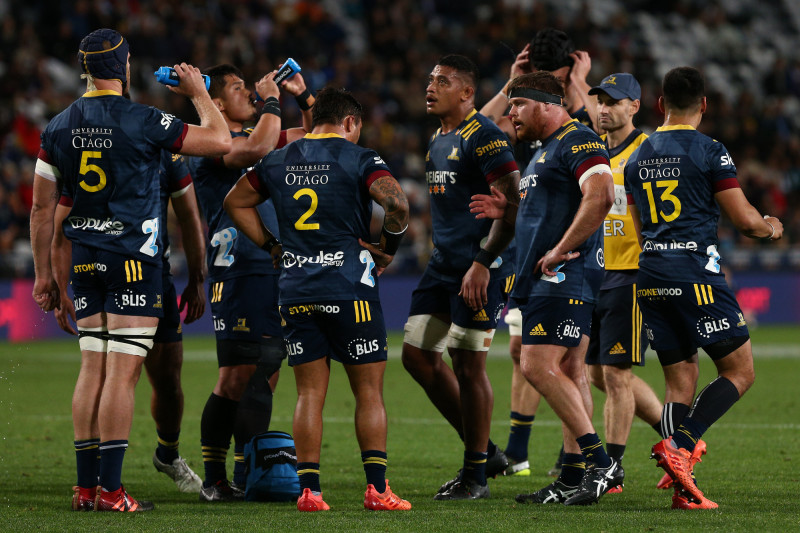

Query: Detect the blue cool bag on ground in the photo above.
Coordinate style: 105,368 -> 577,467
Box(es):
244,430 -> 301,502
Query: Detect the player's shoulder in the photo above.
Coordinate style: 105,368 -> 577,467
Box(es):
560,121 -> 607,156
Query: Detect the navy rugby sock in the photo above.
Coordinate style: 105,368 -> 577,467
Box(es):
233,443 -> 246,487
362,450 -> 388,493
463,450 -> 488,486
98,440 -> 128,492
558,453 -> 585,487
606,443 -> 626,463
155,430 -> 180,464
200,393 -> 237,486
659,402 -> 690,439
505,411 -> 535,461
576,433 -> 611,469
672,377 -> 739,451
74,438 -> 100,488
297,462 -> 321,493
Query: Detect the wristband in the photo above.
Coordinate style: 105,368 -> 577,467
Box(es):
260,96 -> 281,118
473,248 -> 497,268
261,236 -> 281,252
764,220 -> 776,241
380,225 -> 407,255
295,89 -> 313,111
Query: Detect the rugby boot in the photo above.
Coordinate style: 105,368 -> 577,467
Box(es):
563,459 -> 625,505
364,480 -> 412,510
657,439 -> 707,489
651,439 -> 704,503
153,453 -> 202,493
297,488 -> 330,511
199,479 -> 239,502
503,457 -> 531,476
95,485 -> 154,512
433,477 -> 490,500
672,486 -> 718,510
71,485 -> 96,511
515,480 -> 577,504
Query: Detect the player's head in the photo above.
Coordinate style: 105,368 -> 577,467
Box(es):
589,73 -> 641,133
204,64 -> 255,123
312,87 -> 364,143
426,55 -> 478,117
662,67 -> 705,113
506,72 -> 566,142
529,28 -> 574,83
77,29 -> 130,93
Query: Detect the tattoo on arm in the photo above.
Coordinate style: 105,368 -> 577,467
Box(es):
370,176 -> 409,233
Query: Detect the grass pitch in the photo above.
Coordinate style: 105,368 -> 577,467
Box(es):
0,326 -> 798,531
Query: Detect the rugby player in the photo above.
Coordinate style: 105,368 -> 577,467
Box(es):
224,87 -> 412,512
583,73 -> 664,492
470,71 -> 620,506
189,63 -> 313,501
30,28 -> 231,511
53,150 -> 207,494
401,54 -> 520,501
625,66 -> 783,509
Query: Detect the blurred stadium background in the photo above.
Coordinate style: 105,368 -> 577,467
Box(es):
1,0 -> 799,341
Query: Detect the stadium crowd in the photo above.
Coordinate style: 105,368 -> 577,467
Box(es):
3,0 -> 800,278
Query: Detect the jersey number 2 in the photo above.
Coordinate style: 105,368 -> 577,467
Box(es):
293,188 -> 320,230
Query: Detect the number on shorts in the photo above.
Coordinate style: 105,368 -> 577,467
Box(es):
359,249 -> 376,287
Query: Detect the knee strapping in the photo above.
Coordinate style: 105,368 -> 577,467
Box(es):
504,307 -> 522,336
107,326 -> 157,357
403,314 -> 449,352
78,327 -> 108,352
447,324 -> 495,352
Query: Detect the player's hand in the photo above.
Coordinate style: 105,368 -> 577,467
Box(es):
280,72 -> 307,96
510,44 -> 532,80
168,63 -> 208,98
568,51 -> 592,84
764,216 -> 784,241
179,280 -> 206,324
255,72 -> 280,100
359,239 -> 393,276
32,276 -> 60,312
54,293 -> 77,335
269,244 -> 283,270
459,263 -> 490,311
535,248 -> 581,276
470,186 -> 508,220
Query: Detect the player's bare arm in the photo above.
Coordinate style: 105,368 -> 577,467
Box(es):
171,184 -> 207,323
568,51 -> 599,131
224,175 -> 281,267
281,72 -> 315,134
537,170 -> 613,275
172,63 -> 232,157
715,188 -> 783,241
51,203 -> 77,335
360,175 -> 410,275
628,204 -> 644,248
460,170 -> 519,310
223,73 -> 281,169
30,173 -> 61,311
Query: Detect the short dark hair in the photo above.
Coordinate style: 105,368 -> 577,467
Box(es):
203,64 -> 243,99
662,67 -> 705,111
437,54 -> 479,88
507,71 -> 565,98
311,87 -> 364,128
529,28 -> 575,72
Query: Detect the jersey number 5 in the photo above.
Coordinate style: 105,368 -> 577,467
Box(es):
79,151 -> 107,192
642,180 -> 681,223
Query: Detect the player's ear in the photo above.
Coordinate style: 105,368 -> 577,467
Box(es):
462,83 -> 474,102
699,96 -> 708,114
657,96 -> 665,115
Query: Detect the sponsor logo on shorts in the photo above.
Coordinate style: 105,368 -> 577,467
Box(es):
282,250 -> 344,268
529,323 -> 547,336
637,287 -> 683,298
233,318 -> 250,332
154,294 -> 162,309
472,309 -> 489,322
286,341 -> 304,356
213,318 -> 225,331
287,304 -> 341,315
74,296 -> 88,311
736,312 -> 747,327
696,316 -> 730,339
645,325 -> 654,341
74,262 -> 107,273
557,319 -> 581,340
609,342 -> 626,355
67,216 -> 125,235
347,337 -> 381,360
113,289 -> 147,309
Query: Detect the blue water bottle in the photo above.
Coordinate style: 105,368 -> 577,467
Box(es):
154,67 -> 211,90
274,58 -> 301,84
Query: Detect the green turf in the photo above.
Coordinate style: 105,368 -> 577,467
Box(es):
1,327 -> 798,531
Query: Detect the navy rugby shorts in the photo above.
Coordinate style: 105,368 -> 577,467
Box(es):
586,283 -> 647,366
517,296 -> 594,347
154,275 -> 182,343
208,274 -> 282,342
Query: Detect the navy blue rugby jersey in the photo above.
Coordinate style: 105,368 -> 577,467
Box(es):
513,118 -> 610,303
513,106 -> 594,168
425,109 -> 518,281
624,125 -> 740,281
246,133 -> 393,305
39,90 -> 188,265
158,151 -> 193,274
189,128 -> 280,282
